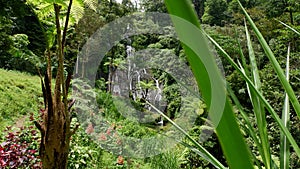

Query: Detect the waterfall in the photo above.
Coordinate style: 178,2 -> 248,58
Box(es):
110,24 -> 166,125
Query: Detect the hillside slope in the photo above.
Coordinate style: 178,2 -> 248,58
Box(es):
0,69 -> 42,130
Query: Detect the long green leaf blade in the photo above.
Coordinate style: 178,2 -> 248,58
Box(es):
280,43 -> 291,169
206,33 -> 300,158
237,0 -> 300,120
227,85 -> 263,169
278,20 -> 300,35
164,1 -> 254,169
244,21 -> 271,169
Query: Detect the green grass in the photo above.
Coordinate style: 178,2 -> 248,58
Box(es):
0,68 -> 42,131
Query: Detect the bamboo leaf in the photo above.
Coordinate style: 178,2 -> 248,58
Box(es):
164,1 -> 254,168
235,29 -> 249,77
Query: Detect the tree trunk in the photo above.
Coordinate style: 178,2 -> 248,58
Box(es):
37,71 -> 73,169
39,103 -> 70,169
35,2 -> 77,168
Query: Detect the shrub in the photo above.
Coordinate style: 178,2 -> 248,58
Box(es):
0,124 -> 41,168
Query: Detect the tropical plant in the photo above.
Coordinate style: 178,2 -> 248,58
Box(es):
24,0 -> 97,168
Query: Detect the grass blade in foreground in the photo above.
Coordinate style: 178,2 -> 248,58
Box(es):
277,20 -> 300,35
280,43 -> 291,169
244,22 -> 271,169
165,1 -> 254,168
238,0 -> 300,119
234,35 -> 263,169
205,33 -> 300,158
227,85 -> 263,169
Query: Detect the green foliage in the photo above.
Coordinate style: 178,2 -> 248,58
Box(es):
181,127 -> 225,168
192,0 -> 206,21
1,0 -> 300,168
9,34 -> 44,74
228,0 -> 263,13
68,122 -> 103,169
239,0 -> 300,121
205,2 -> 300,168
0,0 -> 47,55
202,0 -> 229,26
0,16 -> 13,69
266,0 -> 299,18
203,25 -> 240,74
27,0 -> 96,26
244,21 -> 271,168
149,150 -> 181,169
140,0 -> 167,13
0,0 -> 46,74
65,0 -> 135,74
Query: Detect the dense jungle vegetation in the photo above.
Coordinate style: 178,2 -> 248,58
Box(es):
0,0 -> 299,168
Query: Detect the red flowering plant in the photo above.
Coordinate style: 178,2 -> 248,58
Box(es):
0,115 -> 41,168
85,122 -> 124,157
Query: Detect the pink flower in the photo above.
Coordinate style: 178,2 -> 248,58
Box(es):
85,123 -> 94,134
106,128 -> 111,135
98,133 -> 107,141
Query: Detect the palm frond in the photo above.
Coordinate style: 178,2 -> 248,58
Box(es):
70,0 -> 84,24
35,3 -> 54,19
83,0 -> 98,11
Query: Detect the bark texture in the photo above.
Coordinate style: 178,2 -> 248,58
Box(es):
34,1 -> 77,168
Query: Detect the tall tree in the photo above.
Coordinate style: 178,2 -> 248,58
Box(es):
26,0 -> 97,168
